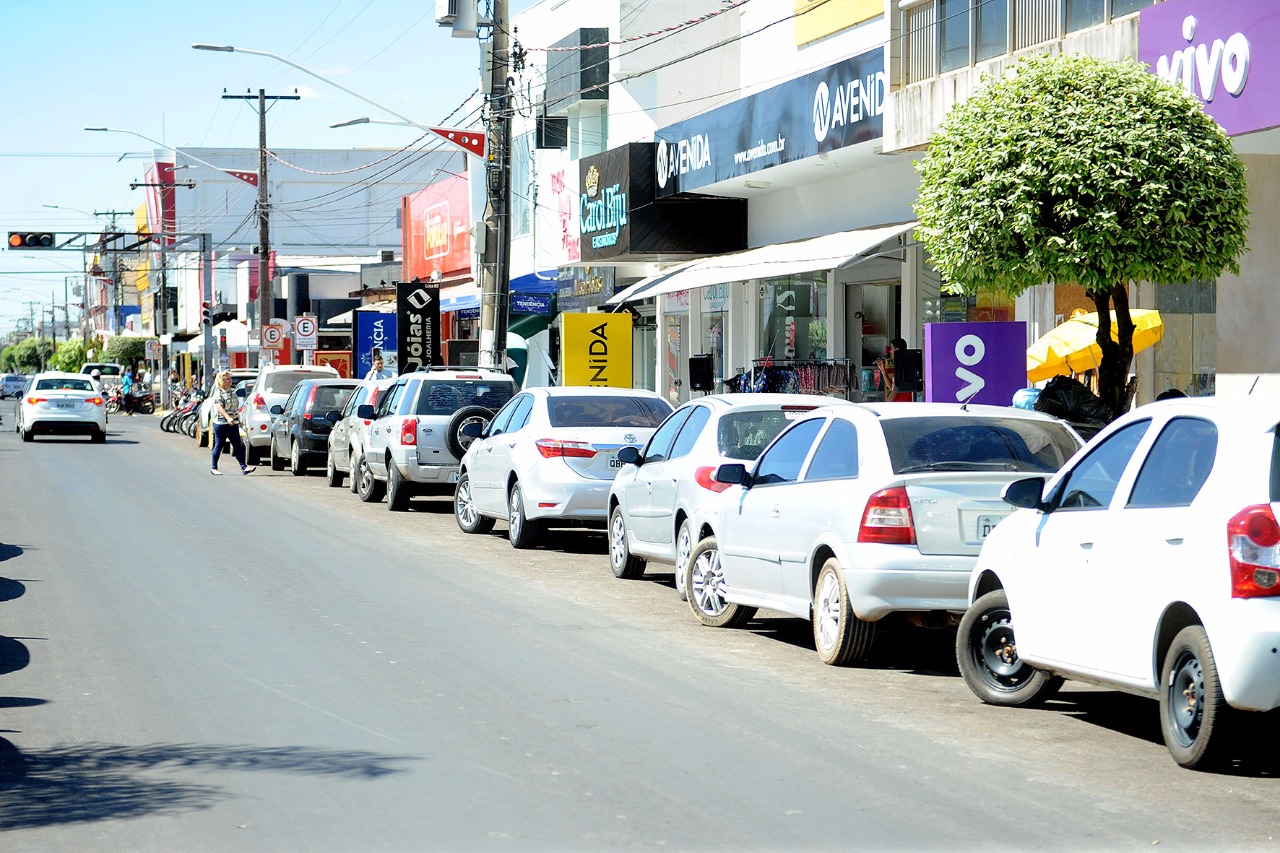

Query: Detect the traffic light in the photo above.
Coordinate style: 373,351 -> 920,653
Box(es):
7,232 -> 55,249
201,301 -> 212,326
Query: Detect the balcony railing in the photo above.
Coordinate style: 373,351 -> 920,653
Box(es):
899,0 -> 1160,86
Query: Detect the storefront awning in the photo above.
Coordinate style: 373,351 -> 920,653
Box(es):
607,221 -> 917,305
327,303 -> 396,325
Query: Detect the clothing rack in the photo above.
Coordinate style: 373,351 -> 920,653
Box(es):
724,357 -> 856,400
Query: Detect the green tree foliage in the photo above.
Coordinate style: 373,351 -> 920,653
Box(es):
105,337 -> 150,368
914,53 -> 1249,418
51,339 -> 87,372
5,337 -> 54,373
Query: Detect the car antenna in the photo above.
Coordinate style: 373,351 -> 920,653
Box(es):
959,385 -> 982,411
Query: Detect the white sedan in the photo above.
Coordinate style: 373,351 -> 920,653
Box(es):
957,396 -> 1280,770
454,386 -> 673,549
685,403 -> 1082,666
608,393 -> 853,597
19,371 -> 108,443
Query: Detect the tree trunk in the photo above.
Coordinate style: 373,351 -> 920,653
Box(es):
1092,284 -> 1136,421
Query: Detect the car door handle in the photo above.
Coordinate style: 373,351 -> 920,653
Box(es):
771,507 -> 781,518
507,441 -> 517,448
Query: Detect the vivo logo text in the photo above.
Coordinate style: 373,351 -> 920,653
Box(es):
954,334 -> 986,401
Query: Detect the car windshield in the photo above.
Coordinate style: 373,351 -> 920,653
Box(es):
415,380 -> 515,416
547,395 -> 671,428
263,372 -> 321,395
882,416 -> 1080,474
309,384 -> 358,414
717,409 -> 809,460
87,365 -> 122,377
36,378 -> 94,392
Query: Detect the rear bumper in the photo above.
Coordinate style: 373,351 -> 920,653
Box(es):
1209,602 -> 1280,712
28,415 -> 106,435
834,542 -> 976,620
524,476 -> 612,522
389,446 -> 461,486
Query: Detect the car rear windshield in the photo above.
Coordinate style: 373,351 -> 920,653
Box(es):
36,378 -> 94,392
263,372 -> 320,395
717,409 -> 809,460
84,365 -> 122,377
309,385 -> 358,415
881,416 -> 1080,474
415,380 -> 515,416
548,395 -> 671,428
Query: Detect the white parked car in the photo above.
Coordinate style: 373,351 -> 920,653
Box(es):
454,386 -> 673,548
685,403 -> 1083,666
18,371 -> 108,443
957,397 -> 1280,770
239,364 -> 338,464
608,393 -> 853,598
325,377 -> 396,490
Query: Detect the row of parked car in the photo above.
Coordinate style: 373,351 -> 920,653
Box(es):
185,363 -> 1280,772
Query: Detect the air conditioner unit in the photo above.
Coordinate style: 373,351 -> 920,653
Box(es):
435,0 -> 457,25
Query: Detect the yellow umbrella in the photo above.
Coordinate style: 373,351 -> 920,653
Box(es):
1027,309 -> 1164,383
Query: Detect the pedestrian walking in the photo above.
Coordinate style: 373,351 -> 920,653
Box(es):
364,354 -> 393,380
210,369 -> 255,476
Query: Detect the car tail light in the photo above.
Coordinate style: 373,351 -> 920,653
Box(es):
858,487 -> 916,545
86,397 -> 104,406
252,393 -> 266,411
27,396 -> 46,404
781,405 -> 818,412
400,418 -> 418,446
1228,505 -> 1280,598
694,466 -> 731,493
303,386 -> 317,420
535,438 -> 597,459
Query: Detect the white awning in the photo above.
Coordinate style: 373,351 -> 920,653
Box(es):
607,221 -> 917,305
327,302 -> 396,325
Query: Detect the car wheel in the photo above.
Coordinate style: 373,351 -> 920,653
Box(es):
290,438 -> 307,476
454,472 -> 494,534
1160,625 -> 1233,770
685,536 -> 756,628
813,559 -> 876,666
246,441 -> 263,466
608,506 -> 646,579
91,428 -> 107,444
446,405 -> 495,459
269,437 -> 286,471
326,453 -> 344,488
356,456 -> 385,503
196,420 -> 208,447
675,518 -> 694,601
956,589 -> 1063,707
348,448 -> 360,493
21,427 -> 34,443
387,463 -> 411,512
507,481 -> 541,549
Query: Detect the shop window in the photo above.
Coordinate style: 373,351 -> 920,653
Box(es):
939,0 -> 971,73
1066,0 -> 1106,32
758,273 -> 827,361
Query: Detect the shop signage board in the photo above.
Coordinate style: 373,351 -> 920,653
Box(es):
558,266 -> 616,313
654,46 -> 886,197
923,321 -> 1027,406
315,350 -> 352,378
354,308 -> 397,379
396,281 -> 441,374
402,173 -> 472,281
511,292 -> 553,315
1139,0 -> 1278,137
562,313 -> 633,387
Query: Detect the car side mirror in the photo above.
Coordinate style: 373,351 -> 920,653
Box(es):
617,445 -> 641,466
1003,477 -> 1047,510
269,404 -> 284,416
356,404 -> 375,420
326,410 -> 342,424
460,420 -> 486,438
714,463 -> 751,487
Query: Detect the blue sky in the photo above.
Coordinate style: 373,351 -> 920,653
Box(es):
0,0 -> 538,334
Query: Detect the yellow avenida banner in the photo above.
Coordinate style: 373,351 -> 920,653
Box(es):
562,313 -> 633,387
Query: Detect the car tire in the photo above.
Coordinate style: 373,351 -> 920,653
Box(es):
609,505 -> 646,579
1160,625 -> 1234,770
326,453 -> 344,488
246,442 -> 263,466
290,438 -> 307,476
356,456 -> 385,503
813,559 -> 876,666
685,536 -> 756,628
957,589 -> 1063,707
507,481 -> 541,549
387,463 -> 411,512
270,437 -> 286,471
445,405 -> 496,460
196,420 -> 208,447
91,428 -> 107,444
348,448 -> 360,494
675,517 -> 694,601
21,427 -> 33,443
454,472 -> 494,534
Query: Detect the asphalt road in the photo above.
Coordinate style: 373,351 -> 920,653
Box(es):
0,412 -> 1276,851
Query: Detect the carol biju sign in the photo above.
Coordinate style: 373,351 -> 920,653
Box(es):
1139,0 -> 1279,137
654,46 -> 886,198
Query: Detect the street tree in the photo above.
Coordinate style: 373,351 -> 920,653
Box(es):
913,53 -> 1249,419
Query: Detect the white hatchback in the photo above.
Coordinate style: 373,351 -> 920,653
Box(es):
19,371 -> 108,443
608,393 -> 853,596
454,386 -> 672,549
957,396 -> 1280,770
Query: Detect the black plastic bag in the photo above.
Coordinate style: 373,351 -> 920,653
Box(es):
1033,375 -> 1111,425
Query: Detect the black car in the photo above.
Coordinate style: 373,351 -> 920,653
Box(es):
267,378 -> 361,475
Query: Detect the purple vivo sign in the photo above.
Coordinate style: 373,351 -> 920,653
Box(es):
1139,0 -> 1280,137
924,322 -> 1028,406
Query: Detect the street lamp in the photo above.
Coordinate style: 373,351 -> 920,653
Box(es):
329,117 -> 421,130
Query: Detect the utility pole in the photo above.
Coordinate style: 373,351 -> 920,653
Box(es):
478,0 -> 513,370
222,88 -> 300,367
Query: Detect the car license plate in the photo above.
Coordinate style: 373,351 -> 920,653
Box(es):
977,514 -> 1004,539
55,400 -> 76,409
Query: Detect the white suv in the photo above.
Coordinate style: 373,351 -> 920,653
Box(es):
239,364 -> 338,465
357,367 -> 518,511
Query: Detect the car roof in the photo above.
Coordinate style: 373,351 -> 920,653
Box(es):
684,393 -> 855,411
533,386 -> 667,398
857,401 -> 1074,424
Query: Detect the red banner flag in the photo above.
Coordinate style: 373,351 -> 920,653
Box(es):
429,127 -> 485,158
